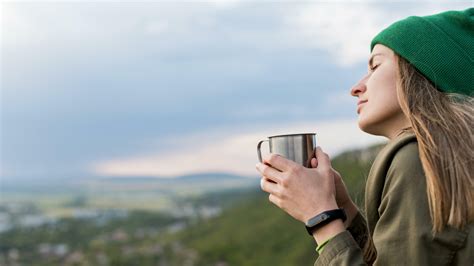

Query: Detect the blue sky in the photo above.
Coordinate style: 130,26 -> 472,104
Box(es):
1,1 -> 472,180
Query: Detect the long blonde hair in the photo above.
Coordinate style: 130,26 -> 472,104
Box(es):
397,56 -> 474,232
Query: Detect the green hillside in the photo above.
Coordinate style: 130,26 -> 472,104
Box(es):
170,142 -> 385,266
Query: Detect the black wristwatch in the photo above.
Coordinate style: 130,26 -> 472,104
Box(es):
305,208 -> 347,236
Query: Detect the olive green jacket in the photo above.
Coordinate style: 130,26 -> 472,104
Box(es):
315,130 -> 474,265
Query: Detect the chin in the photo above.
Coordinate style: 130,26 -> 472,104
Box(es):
357,120 -> 371,134
357,117 -> 384,137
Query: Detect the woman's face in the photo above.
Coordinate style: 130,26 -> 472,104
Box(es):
350,44 -> 410,139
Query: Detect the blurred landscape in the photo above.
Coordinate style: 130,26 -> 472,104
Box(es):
3,2 -> 469,266
0,143 -> 383,266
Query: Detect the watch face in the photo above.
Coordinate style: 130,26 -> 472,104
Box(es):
305,210 -> 344,226
306,213 -> 326,227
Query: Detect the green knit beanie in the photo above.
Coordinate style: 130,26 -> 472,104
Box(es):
371,8 -> 474,96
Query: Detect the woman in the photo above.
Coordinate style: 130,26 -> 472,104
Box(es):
256,8 -> 473,265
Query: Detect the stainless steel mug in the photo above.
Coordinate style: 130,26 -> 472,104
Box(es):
257,133 -> 317,168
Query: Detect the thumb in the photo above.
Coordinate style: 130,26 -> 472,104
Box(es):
315,146 -> 331,169
311,158 -> 318,168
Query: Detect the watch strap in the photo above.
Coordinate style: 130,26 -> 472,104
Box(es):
305,208 -> 346,236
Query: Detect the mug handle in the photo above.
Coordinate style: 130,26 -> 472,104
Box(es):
257,140 -> 269,163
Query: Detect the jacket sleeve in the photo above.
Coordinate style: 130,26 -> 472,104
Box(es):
347,211 -> 370,250
314,230 -> 366,266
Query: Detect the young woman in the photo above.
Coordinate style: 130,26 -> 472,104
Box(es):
256,8 -> 473,265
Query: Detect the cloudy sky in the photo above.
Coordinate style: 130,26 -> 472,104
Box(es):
1,1 -> 472,180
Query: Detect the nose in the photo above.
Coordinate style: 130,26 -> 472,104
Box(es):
350,74 -> 369,97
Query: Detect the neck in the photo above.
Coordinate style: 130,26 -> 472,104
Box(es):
393,126 -> 413,138
386,123 -> 412,140
376,113 -> 412,140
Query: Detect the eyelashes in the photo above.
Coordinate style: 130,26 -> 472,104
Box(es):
370,64 -> 380,71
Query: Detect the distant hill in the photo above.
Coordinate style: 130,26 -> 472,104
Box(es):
97,172 -> 253,182
87,172 -> 259,197
167,142 -> 386,266
176,172 -> 253,181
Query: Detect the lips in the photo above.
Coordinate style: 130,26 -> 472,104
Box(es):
357,100 -> 368,114
358,100 -> 368,106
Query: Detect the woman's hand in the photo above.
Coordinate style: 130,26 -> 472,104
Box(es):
311,157 -> 359,228
256,147 -> 339,223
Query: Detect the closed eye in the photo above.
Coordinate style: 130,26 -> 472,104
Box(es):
370,64 -> 380,72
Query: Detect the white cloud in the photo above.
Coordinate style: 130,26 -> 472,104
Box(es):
143,20 -> 170,36
284,3 -> 383,66
92,119 -> 385,178
284,2 -> 473,67
205,0 -> 243,9
4,2 -> 469,72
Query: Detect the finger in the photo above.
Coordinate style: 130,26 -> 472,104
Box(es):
256,163 -> 283,184
268,193 -> 282,208
263,153 -> 297,172
315,146 -> 331,170
260,178 -> 281,197
311,158 -> 318,168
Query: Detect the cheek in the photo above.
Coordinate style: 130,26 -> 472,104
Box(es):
357,91 -> 402,128
367,73 -> 400,111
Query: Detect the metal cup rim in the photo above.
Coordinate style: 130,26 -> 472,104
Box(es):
268,132 -> 317,139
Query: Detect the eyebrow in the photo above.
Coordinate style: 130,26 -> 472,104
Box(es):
368,53 -> 383,67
